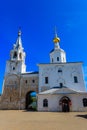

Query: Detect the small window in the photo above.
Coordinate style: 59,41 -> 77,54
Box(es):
43,99 -> 48,107
32,80 -> 35,83
60,83 -> 63,87
83,98 -> 87,107
52,58 -> 53,63
58,69 -> 62,73
74,76 -> 78,83
57,57 -> 59,61
45,77 -> 48,84
25,80 -> 27,84
13,67 -> 15,70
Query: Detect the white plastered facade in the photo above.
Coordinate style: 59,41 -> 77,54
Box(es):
37,88 -> 87,112
37,32 -> 87,112
1,30 -> 87,111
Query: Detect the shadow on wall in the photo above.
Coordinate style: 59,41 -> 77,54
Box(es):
76,115 -> 87,119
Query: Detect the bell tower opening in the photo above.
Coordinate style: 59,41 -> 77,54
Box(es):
13,51 -> 17,58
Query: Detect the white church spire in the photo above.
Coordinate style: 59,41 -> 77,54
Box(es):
10,29 -> 25,62
5,30 -> 26,75
14,29 -> 23,50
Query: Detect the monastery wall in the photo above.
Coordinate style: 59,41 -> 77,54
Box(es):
0,73 -> 39,109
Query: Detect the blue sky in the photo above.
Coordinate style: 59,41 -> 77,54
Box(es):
0,0 -> 87,93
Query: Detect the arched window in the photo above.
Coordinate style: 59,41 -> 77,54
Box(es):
60,83 -> 63,87
52,58 -> 53,63
43,99 -> 48,107
13,67 -> 15,70
57,57 -> 59,61
83,98 -> 87,107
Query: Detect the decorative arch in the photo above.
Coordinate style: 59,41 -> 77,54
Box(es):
59,96 -> 71,103
59,96 -> 72,112
4,74 -> 20,88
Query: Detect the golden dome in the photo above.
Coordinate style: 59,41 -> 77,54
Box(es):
53,37 -> 60,43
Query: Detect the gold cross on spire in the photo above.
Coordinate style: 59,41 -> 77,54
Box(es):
53,26 -> 60,43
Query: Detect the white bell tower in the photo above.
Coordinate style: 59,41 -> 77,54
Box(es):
5,30 -> 26,75
50,29 -> 66,63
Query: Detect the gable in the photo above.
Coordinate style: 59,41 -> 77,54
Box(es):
39,87 -> 78,95
53,87 -> 77,94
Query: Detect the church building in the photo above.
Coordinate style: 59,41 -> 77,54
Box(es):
0,29 -> 87,112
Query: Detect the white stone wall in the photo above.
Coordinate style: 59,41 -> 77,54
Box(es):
0,73 -> 39,110
38,62 -> 86,92
5,60 -> 26,75
37,93 -> 87,112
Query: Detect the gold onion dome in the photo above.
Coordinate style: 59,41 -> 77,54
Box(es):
53,27 -> 60,43
53,36 -> 60,43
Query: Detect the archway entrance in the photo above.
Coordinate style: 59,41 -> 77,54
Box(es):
25,91 -> 37,111
59,96 -> 71,112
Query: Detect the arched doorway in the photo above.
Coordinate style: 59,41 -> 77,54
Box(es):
59,96 -> 71,112
25,91 -> 37,111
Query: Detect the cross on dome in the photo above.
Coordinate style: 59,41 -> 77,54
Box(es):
53,27 -> 60,43
15,28 -> 23,50
18,26 -> 22,36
